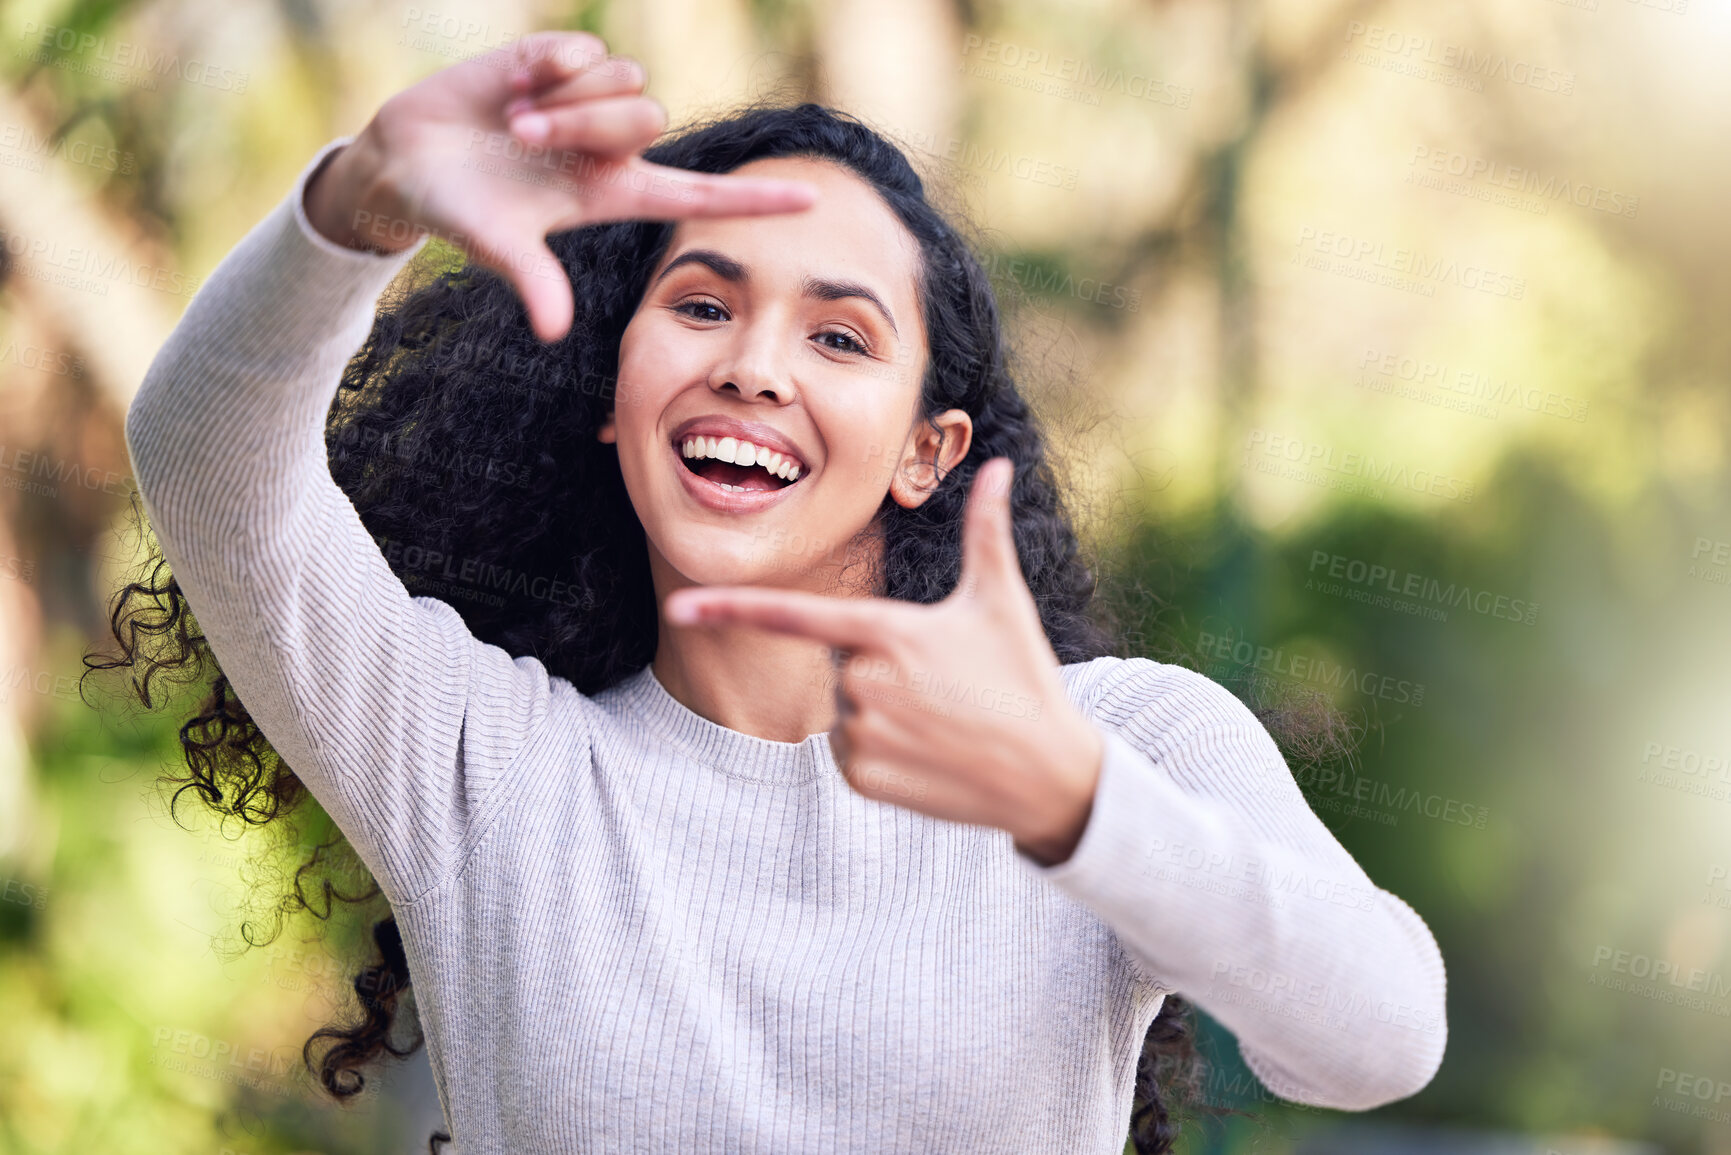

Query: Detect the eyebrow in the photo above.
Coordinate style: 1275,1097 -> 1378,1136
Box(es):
652,248 -> 899,338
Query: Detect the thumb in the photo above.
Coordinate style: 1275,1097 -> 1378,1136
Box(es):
954,456 -> 1021,602
466,224 -> 574,343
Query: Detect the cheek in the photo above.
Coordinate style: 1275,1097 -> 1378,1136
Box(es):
614,329 -> 685,441
820,388 -> 921,490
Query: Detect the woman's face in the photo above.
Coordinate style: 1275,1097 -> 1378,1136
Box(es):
603,155 -> 972,596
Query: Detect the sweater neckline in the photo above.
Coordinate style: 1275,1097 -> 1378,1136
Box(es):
607,664 -> 834,785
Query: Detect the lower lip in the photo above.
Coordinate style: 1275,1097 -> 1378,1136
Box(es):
670,441 -> 805,512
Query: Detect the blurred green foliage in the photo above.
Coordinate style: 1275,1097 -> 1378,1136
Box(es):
5,0 -> 1731,1152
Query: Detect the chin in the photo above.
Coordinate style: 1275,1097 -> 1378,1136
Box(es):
658,529 -> 810,590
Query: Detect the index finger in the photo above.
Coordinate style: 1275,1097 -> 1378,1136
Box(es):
504,31 -> 609,95
664,586 -> 899,650
608,156 -> 819,221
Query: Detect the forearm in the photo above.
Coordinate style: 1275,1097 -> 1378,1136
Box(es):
1134,757 -> 1440,1100
127,137 -> 425,542
1022,663 -> 1448,1108
121,140 -> 489,903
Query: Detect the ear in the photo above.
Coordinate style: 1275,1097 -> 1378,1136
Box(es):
597,411 -> 617,444
888,408 -> 973,510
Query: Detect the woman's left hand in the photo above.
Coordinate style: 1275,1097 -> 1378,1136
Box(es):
664,457 -> 1104,865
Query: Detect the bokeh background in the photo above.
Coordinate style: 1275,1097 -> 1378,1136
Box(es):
2,0 -> 1728,1152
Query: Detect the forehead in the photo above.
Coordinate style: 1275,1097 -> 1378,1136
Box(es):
654,155 -> 923,315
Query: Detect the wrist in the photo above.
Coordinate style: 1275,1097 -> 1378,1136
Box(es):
1013,720 -> 1103,867
304,130 -> 417,255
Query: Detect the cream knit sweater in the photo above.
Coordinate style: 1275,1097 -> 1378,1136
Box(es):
124,137 -> 1447,1154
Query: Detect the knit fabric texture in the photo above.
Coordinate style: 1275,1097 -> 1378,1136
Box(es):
124,137 -> 1448,1154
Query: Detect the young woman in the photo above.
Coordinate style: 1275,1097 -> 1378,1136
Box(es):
112,30 -> 1446,1155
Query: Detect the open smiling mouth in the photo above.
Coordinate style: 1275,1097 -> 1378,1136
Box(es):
677,435 -> 805,494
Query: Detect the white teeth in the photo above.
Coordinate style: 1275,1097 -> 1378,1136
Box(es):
678,433 -> 804,483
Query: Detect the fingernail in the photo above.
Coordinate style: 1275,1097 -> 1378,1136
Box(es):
666,598 -> 698,624
511,112 -> 549,142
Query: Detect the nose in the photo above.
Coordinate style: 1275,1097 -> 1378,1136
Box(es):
709,317 -> 797,404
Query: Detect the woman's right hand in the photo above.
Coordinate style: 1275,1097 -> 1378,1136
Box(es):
304,30 -> 818,342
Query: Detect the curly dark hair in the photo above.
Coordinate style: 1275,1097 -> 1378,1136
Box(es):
86,100 -> 1339,1154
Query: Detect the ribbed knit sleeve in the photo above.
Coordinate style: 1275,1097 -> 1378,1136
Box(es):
1027,657 -> 1448,1110
125,138 -> 561,908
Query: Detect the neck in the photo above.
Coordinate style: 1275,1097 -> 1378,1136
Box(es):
647,540 -> 880,744
651,626 -> 839,744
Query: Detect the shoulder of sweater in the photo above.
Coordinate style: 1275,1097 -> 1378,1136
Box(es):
1060,654 -> 1252,729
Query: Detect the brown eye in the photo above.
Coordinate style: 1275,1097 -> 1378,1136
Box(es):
816,329 -> 870,356
673,300 -> 727,322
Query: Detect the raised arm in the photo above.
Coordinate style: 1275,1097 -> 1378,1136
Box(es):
1028,656 -> 1448,1110
126,138 -> 558,906
126,32 -> 824,905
